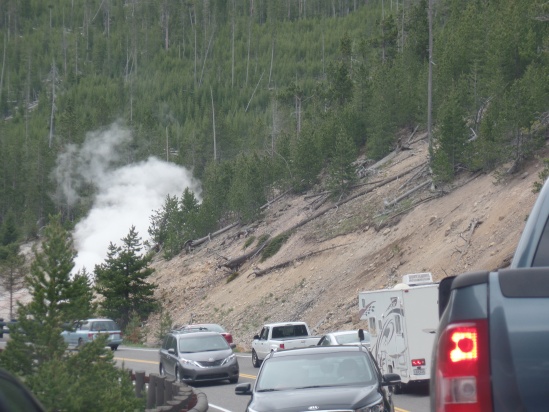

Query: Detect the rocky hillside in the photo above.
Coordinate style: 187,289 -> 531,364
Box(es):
145,134 -> 543,351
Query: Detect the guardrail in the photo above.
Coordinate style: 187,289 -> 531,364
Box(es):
131,371 -> 208,412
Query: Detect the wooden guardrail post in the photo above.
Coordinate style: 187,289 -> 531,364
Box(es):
155,375 -> 166,407
135,370 -> 147,398
146,373 -> 159,409
164,377 -> 175,402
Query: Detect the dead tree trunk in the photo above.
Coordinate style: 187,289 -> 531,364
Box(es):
187,222 -> 239,248
384,180 -> 432,208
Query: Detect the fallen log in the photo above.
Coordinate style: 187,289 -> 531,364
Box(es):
217,163 -> 426,271
222,241 -> 269,270
260,187 -> 292,210
250,244 -> 350,277
187,222 -> 240,248
384,179 -> 432,208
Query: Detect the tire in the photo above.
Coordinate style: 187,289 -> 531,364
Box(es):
393,382 -> 404,394
175,367 -> 182,382
252,350 -> 260,368
229,375 -> 239,384
388,366 -> 402,394
77,338 -> 84,349
159,363 -> 165,376
110,345 -> 118,351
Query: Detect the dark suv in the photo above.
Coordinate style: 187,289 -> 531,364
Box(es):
159,331 -> 239,384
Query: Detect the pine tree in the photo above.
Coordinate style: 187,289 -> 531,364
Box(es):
0,251 -> 26,321
94,226 -> 158,330
0,215 -> 94,376
327,126 -> 357,198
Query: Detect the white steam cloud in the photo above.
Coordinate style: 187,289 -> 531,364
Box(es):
53,123 -> 201,274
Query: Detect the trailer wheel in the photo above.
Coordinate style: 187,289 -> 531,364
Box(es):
389,366 -> 403,394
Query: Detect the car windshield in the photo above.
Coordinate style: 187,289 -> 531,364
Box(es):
256,351 -> 376,391
335,332 -> 369,345
178,334 -> 229,353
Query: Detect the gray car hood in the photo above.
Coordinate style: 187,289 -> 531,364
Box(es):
250,384 -> 383,412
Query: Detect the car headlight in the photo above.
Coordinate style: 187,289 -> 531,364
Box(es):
221,353 -> 236,365
355,399 -> 384,412
179,358 -> 201,367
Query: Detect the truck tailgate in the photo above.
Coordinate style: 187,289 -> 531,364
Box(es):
490,269 -> 549,411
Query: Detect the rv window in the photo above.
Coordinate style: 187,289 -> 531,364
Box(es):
395,316 -> 402,335
369,318 -> 375,334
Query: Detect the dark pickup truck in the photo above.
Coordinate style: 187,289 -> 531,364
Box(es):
430,178 -> 549,412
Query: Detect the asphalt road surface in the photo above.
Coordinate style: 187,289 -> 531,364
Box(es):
113,346 -> 430,412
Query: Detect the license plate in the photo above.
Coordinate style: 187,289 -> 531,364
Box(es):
413,368 -> 426,375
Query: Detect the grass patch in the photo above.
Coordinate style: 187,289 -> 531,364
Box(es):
243,236 -> 256,250
260,232 -> 291,262
257,233 -> 270,246
226,271 -> 239,283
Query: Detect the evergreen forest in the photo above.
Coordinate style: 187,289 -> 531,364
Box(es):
1,0 -> 548,247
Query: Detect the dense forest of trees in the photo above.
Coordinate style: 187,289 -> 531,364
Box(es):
0,0 -> 548,249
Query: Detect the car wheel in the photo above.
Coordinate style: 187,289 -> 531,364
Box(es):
229,375 -> 239,384
77,338 -> 84,349
252,350 -> 260,368
175,367 -> 182,382
110,345 -> 118,351
159,363 -> 165,376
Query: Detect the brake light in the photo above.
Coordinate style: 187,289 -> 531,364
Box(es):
279,343 -> 285,349
88,333 -> 94,339
412,359 -> 425,367
435,320 -> 492,412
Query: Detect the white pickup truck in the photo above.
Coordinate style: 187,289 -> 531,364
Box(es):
251,321 -> 321,367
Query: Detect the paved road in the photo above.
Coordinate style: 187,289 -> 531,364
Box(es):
113,346 -> 430,412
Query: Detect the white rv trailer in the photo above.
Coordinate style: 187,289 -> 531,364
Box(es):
358,273 -> 438,391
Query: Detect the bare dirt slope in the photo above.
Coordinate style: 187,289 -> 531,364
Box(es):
146,135 -> 544,351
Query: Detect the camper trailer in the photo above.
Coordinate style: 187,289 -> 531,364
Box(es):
358,273 -> 438,392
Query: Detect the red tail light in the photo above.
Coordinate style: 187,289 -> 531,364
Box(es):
435,320 -> 492,412
279,343 -> 285,349
412,359 -> 426,367
88,333 -> 94,339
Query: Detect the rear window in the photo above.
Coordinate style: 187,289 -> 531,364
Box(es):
272,324 -> 308,339
80,320 -> 120,332
335,333 -> 364,345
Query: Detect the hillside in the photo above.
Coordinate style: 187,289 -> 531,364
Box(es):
144,134 -> 543,350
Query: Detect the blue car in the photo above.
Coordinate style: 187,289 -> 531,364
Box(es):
61,318 -> 123,351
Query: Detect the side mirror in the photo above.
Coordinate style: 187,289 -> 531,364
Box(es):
235,382 -> 252,395
168,348 -> 175,355
230,343 -> 236,349
438,276 -> 456,318
381,373 -> 401,386
253,334 -> 260,340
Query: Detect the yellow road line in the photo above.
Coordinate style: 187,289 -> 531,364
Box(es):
395,408 -> 410,412
239,373 -> 257,379
114,357 -> 159,365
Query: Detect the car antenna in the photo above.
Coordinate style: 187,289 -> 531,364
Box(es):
358,329 -> 365,352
